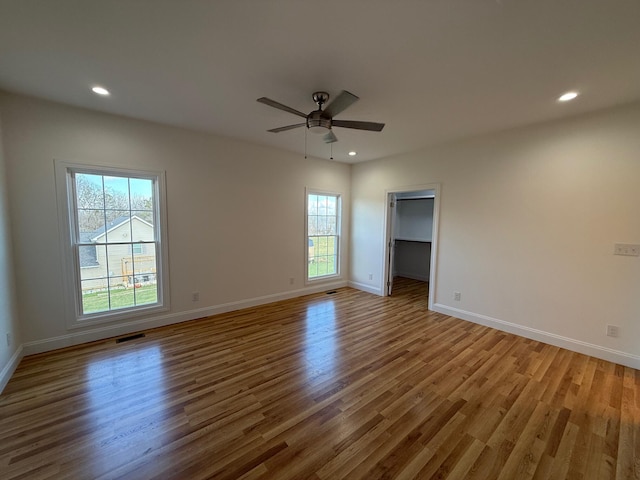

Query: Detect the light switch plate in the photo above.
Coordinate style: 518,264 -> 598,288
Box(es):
614,244 -> 640,256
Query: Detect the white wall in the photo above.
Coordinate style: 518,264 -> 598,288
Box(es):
0,92 -> 351,354
395,198 -> 434,241
393,241 -> 431,282
351,102 -> 640,368
0,104 -> 22,391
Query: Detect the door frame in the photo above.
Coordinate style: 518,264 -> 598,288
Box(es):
382,183 -> 441,310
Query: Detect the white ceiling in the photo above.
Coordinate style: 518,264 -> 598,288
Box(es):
1,0 -> 639,163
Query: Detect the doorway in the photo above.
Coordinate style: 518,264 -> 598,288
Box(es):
383,184 -> 440,310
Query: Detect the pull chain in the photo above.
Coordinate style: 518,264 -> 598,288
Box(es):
304,128 -> 307,159
330,142 -> 333,160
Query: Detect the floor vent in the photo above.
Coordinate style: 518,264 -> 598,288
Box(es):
326,290 -> 337,295
116,333 -> 145,343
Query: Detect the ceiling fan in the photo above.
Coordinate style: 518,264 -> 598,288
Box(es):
257,90 -> 385,144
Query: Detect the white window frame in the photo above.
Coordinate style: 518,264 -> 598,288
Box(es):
55,160 -> 170,328
305,188 -> 341,284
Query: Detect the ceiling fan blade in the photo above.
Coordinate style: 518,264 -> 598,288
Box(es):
324,91 -> 359,117
257,97 -> 307,118
267,123 -> 306,133
323,131 -> 338,144
332,119 -> 385,132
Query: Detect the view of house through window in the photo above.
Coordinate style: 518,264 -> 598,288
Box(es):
307,192 -> 340,279
73,171 -> 161,315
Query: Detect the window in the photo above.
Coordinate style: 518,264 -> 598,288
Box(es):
306,190 -> 340,280
55,161 -> 169,326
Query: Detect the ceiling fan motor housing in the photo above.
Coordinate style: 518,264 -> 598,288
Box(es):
307,110 -> 332,132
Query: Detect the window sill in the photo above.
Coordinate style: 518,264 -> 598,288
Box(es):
68,303 -> 169,330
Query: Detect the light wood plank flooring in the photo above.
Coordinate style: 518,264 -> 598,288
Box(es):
1,278 -> 639,479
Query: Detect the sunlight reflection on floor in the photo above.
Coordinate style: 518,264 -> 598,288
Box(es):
84,345 -> 166,476
304,299 -> 338,387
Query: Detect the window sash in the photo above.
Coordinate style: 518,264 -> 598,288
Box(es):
306,191 -> 341,281
55,161 -> 169,327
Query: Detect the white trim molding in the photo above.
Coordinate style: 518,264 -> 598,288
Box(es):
382,183 -> 440,310
0,345 -> 24,394
348,280 -> 383,296
433,303 -> 640,370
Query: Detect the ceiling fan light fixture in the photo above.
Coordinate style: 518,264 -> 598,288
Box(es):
306,111 -> 332,132
348,151 -> 357,156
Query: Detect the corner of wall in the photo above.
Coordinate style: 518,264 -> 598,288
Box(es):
0,92 -> 24,394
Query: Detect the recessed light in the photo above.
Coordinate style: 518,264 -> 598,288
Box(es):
558,91 -> 578,102
348,151 -> 357,156
92,86 -> 110,96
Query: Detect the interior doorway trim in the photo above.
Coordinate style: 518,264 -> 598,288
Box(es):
383,183 -> 441,311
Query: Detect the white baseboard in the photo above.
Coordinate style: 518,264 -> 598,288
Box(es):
0,345 -> 24,394
348,280 -> 383,296
433,303 -> 640,370
22,281 -> 347,357
394,272 -> 430,282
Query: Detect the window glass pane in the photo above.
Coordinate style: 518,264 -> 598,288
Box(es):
131,209 -> 154,226
326,196 -> 336,216
318,196 -> 327,215
326,216 -> 337,235
306,192 -> 339,280
77,209 -> 105,238
308,237 -> 315,263
308,216 -> 318,236
135,244 -> 157,280
327,255 -> 337,275
130,213 -> 155,239
103,176 -> 131,211
103,212 -> 132,244
327,236 -> 335,256
316,236 -> 325,256
78,245 -> 100,271
129,244 -> 157,296
316,216 -> 326,235
75,173 -> 104,209
109,281 -> 135,311
81,280 -> 110,314
106,245 -> 130,283
308,195 -> 318,215
135,282 -> 158,306
130,178 -> 154,212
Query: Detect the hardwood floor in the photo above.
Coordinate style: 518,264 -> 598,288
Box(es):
1,278 -> 638,479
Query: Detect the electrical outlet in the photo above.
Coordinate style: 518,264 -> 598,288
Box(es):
6,333 -> 11,347
289,277 -> 294,285
454,292 -> 461,301
192,292 -> 200,302
368,273 -> 373,280
606,325 -> 619,337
